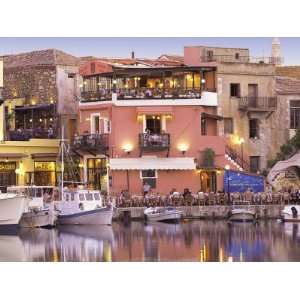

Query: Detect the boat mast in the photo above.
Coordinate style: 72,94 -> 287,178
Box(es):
61,125 -> 64,199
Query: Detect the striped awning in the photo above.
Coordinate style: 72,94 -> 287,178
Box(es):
110,157 -> 196,170
136,106 -> 173,116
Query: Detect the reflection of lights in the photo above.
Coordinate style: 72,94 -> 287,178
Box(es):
199,250 -> 204,262
228,256 -> 233,262
219,247 -> 224,262
239,248 -> 243,262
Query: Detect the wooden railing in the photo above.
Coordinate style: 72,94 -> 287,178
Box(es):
239,97 -> 277,111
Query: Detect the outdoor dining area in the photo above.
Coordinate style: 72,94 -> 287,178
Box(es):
113,189 -> 299,208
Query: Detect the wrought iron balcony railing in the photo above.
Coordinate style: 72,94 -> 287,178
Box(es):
72,134 -> 109,153
238,97 -> 277,111
139,133 -> 170,151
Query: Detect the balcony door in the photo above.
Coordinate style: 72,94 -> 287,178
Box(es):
146,116 -> 161,134
248,84 -> 258,107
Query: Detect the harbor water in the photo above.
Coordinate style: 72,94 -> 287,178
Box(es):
1,220 -> 300,262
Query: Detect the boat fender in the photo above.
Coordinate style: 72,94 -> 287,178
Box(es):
291,207 -> 298,218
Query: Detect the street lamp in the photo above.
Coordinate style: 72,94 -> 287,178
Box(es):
239,137 -> 245,169
225,164 -> 231,203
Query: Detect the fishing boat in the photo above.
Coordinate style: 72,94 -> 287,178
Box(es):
229,201 -> 256,222
0,193 -> 29,232
56,189 -> 113,225
144,207 -> 182,223
56,127 -> 113,226
8,186 -> 57,228
281,205 -> 300,222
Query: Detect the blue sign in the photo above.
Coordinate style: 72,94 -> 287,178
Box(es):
224,170 -> 265,193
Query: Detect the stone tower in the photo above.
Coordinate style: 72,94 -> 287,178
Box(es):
271,37 -> 282,65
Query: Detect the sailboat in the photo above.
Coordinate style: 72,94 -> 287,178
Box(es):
56,127 -> 113,225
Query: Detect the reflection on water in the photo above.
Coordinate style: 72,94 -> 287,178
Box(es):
1,221 -> 300,262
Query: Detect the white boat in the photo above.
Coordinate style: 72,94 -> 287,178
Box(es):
0,193 -> 29,231
229,201 -> 256,222
281,205 -> 300,222
56,189 -> 113,225
8,186 -> 57,228
144,207 -> 182,223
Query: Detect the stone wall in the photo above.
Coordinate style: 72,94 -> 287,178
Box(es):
3,65 -> 57,104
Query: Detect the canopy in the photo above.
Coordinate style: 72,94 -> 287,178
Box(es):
110,157 -> 196,170
267,152 -> 300,183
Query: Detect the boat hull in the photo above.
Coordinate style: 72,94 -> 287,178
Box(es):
58,207 -> 113,225
19,209 -> 57,228
0,195 -> 28,227
281,206 -> 300,222
145,208 -> 181,223
229,209 -> 256,222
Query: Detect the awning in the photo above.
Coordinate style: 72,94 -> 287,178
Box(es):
136,106 -> 173,116
31,153 -> 58,159
201,112 -> 223,120
14,103 -> 55,111
110,157 -> 196,170
0,153 -> 28,158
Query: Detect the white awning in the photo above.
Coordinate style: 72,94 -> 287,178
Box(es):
110,157 -> 196,170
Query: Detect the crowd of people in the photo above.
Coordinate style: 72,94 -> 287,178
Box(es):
114,183 -> 300,208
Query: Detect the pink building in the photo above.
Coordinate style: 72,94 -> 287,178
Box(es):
74,56 -> 238,195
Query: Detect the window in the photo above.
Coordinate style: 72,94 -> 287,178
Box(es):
235,53 -> 240,60
201,117 -> 207,135
224,118 -> 234,134
79,194 -> 85,201
141,170 -> 157,188
94,193 -> 100,201
250,156 -> 260,173
249,119 -> 259,139
86,193 -> 93,201
230,83 -> 240,97
290,100 -> 300,129
146,116 -> 161,134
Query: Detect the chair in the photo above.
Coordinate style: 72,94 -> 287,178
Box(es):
232,192 -> 241,205
283,192 -> 290,205
198,193 -> 206,206
208,192 -> 216,206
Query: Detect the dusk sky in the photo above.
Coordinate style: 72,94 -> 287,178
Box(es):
0,37 -> 300,65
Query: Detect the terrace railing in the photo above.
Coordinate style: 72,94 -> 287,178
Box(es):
72,133 -> 109,153
238,97 -> 277,111
80,87 -> 218,102
8,129 -> 57,141
201,55 -> 283,64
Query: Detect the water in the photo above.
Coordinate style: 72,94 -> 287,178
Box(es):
1,220 -> 300,262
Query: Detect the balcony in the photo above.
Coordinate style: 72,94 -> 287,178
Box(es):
139,133 -> 170,156
8,128 -> 58,141
72,134 -> 109,155
238,97 -> 277,112
81,91 -> 113,102
201,55 -> 283,64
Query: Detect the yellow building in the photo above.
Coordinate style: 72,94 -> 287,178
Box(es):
0,56 -> 61,191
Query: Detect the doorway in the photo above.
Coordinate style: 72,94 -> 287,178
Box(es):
200,171 -> 217,192
146,116 -> 161,134
248,84 -> 258,107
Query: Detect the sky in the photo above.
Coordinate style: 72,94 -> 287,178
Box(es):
0,37 -> 300,65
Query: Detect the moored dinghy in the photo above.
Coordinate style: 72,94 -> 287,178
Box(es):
144,207 -> 182,223
281,205 -> 300,222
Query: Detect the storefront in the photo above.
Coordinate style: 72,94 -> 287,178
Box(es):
32,161 -> 57,186
86,158 -> 108,191
0,162 -> 17,192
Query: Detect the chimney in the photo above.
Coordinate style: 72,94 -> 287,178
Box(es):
131,51 -> 135,59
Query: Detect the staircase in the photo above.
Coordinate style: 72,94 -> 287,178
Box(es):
225,144 -> 250,172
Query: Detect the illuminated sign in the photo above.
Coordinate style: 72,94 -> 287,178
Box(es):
0,162 -> 16,171
34,162 -> 56,172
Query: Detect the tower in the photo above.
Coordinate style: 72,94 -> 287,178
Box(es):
271,37 -> 282,65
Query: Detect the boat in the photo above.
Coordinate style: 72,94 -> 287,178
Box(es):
8,186 -> 57,228
0,193 -> 29,232
281,205 -> 300,222
144,207 -> 182,223
55,126 -> 113,226
56,189 -> 113,225
229,201 -> 256,222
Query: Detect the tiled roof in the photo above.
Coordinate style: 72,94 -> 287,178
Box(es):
4,49 -> 79,68
276,76 -> 300,95
276,66 -> 300,80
